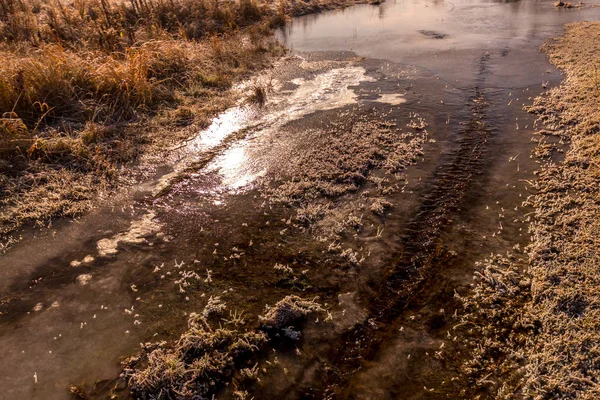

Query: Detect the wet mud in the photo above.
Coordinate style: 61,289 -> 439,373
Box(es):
2,0 -> 600,399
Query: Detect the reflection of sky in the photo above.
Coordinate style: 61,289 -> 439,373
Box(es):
191,107 -> 253,150
188,68 -> 374,157
214,146 -> 266,190
278,0 -> 600,57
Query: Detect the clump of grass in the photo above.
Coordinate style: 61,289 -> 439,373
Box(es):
202,295 -> 227,318
259,295 -> 324,340
343,213 -> 363,231
123,309 -> 267,399
259,295 -> 324,329
273,263 -> 310,290
248,83 -> 268,106
369,197 -> 392,215
123,295 -> 324,397
295,201 -> 330,225
339,247 -> 362,266
1,168 -> 102,235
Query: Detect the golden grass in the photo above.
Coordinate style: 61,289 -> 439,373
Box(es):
123,295 -> 323,399
0,0 -> 269,48
0,0 -> 373,246
0,0 -> 279,134
0,0 -> 289,242
457,254 -> 532,398
521,22 -> 600,399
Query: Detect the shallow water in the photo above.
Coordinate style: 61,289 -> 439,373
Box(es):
1,1 -> 600,399
279,0 -> 600,87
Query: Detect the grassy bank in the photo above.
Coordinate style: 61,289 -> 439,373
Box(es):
461,21 -> 600,399
0,0 -> 367,248
0,0 -> 284,246
523,21 -> 600,398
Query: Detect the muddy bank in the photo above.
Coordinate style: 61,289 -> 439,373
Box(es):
116,56 -> 436,400
0,46 -> 524,399
0,53 -> 437,399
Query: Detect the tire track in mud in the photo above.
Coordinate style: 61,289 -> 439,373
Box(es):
311,54 -> 496,398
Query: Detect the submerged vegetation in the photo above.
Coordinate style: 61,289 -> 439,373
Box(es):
267,115 -> 426,228
262,111 -> 428,268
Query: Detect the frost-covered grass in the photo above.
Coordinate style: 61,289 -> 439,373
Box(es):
123,295 -> 324,398
0,0 -> 368,245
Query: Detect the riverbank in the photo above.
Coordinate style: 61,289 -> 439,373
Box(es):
523,21 -> 600,399
3,1 -> 600,398
461,20 -> 600,399
0,0 -> 367,250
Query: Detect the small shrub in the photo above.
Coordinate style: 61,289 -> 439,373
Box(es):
248,83 -> 267,106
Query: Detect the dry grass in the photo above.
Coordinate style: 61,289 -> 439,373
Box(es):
0,0 -> 288,244
457,254 -> 533,398
261,112 -> 426,267
520,22 -> 600,399
0,0 -> 372,245
268,117 -> 425,216
0,0 -> 283,128
259,294 -> 323,329
123,311 -> 268,399
369,197 -> 392,215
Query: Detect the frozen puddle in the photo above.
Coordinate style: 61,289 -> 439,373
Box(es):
96,213 -> 161,257
375,93 -> 408,105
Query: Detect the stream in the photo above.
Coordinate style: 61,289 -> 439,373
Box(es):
1,0 -> 600,398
